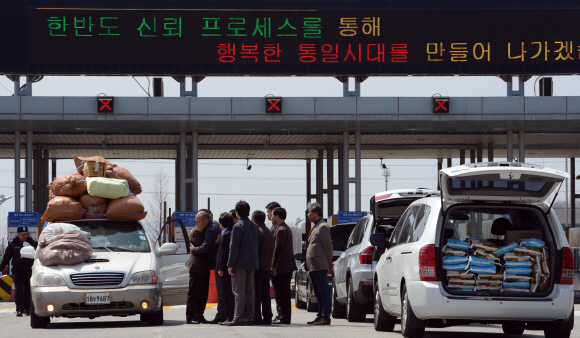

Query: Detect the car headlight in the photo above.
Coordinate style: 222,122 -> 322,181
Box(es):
129,270 -> 158,284
36,273 -> 66,287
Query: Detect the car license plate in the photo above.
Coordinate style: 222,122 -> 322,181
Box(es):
85,293 -> 110,305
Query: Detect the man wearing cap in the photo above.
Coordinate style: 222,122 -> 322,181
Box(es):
0,226 -> 38,317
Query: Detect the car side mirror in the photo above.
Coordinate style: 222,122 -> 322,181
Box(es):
370,233 -> 389,249
158,243 -> 178,256
332,239 -> 342,251
20,246 -> 35,259
294,253 -> 305,262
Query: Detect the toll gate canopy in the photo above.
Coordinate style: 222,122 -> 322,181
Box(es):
2,0 -> 580,76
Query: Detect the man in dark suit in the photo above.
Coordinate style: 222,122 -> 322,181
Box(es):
217,212 -> 235,324
252,210 -> 274,325
271,207 -> 297,325
305,202 -> 333,326
225,200 -> 259,326
186,212 -> 211,324
265,201 -> 281,234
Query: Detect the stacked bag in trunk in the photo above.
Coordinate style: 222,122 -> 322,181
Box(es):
42,156 -> 147,222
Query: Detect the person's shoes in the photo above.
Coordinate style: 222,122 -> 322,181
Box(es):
262,320 -> 272,326
253,320 -> 262,325
16,311 -> 23,317
24,311 -> 30,316
186,319 -> 200,324
313,318 -> 331,325
307,317 -> 322,325
272,319 -> 291,325
224,320 -> 245,326
197,316 -> 209,324
209,318 -> 225,324
245,321 -> 255,326
219,320 -> 232,326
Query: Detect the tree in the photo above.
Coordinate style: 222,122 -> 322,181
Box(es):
145,167 -> 169,242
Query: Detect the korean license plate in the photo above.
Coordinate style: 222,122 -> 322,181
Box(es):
85,293 -> 110,305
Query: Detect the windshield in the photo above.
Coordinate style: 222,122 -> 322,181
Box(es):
70,220 -> 151,253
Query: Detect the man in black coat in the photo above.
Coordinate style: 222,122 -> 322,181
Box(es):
216,212 -> 235,324
252,210 -> 274,325
0,226 -> 38,317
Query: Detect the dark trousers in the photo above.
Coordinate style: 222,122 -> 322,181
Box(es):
186,270 -> 210,321
221,274 -> 235,321
214,269 -> 228,321
309,270 -> 332,321
271,271 -> 292,323
254,270 -> 273,324
13,274 -> 31,312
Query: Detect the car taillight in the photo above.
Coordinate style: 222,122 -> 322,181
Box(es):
559,247 -> 574,285
419,244 -> 438,282
327,269 -> 333,279
359,247 -> 373,265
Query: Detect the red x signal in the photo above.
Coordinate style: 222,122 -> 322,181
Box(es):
265,97 -> 282,113
433,97 -> 450,113
97,97 -> 114,113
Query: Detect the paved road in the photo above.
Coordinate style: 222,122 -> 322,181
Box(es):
1,301 -> 579,338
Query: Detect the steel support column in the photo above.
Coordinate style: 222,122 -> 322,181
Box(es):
306,159 -> 312,233
437,159 -> 443,190
26,131 -> 32,211
316,150 -> 324,208
355,131 -> 361,211
507,131 -> 513,162
477,143 -> 483,163
488,143 -> 494,162
33,143 -> 43,213
326,144 -> 334,217
460,149 -> 465,165
572,158 -> 576,228
190,131 -> 199,211
447,158 -> 452,168
519,131 -> 525,163
179,131 -> 186,211
14,131 -> 20,211
342,132 -> 349,211
470,149 -> 476,163
51,159 -> 57,182
337,142 -> 344,211
43,150 -> 49,213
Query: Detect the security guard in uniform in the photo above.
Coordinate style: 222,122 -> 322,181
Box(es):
0,226 -> 38,317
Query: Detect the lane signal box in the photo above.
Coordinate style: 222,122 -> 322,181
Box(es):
97,97 -> 114,113
433,97 -> 450,113
266,97 -> 282,113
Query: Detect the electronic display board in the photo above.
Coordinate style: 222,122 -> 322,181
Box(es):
2,3 -> 580,76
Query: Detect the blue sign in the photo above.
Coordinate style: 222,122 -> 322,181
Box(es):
173,211 -> 197,227
337,211 -> 367,224
8,212 -> 39,227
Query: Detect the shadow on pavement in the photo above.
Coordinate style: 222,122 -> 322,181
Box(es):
46,319 -> 184,329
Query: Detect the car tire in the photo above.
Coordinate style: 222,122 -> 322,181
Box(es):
30,300 -> 50,329
306,281 -> 318,312
142,304 -> 164,326
502,323 -> 525,335
401,284 -> 425,338
295,284 -> 306,309
346,278 -> 366,322
374,287 -> 395,332
331,279 -> 346,319
544,330 -> 572,338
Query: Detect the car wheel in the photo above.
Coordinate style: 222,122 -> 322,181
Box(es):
401,284 -> 425,338
502,323 -> 525,335
30,300 -> 50,329
374,287 -> 395,332
544,330 -> 572,338
331,279 -> 346,319
346,278 -> 366,322
306,281 -> 318,312
295,283 -> 306,309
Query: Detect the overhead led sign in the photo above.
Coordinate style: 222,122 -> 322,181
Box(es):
1,6 -> 580,76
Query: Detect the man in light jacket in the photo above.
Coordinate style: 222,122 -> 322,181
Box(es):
225,200 -> 259,326
305,202 -> 333,326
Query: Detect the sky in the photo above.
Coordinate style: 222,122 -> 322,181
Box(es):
0,75 -> 579,244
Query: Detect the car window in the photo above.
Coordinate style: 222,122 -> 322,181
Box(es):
356,218 -> 369,244
396,205 -> 421,245
330,223 -> 357,251
389,207 -> 412,246
347,223 -> 361,248
411,205 -> 431,242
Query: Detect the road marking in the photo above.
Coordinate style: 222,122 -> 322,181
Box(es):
574,311 -> 580,317
163,303 -> 217,310
291,305 -> 298,310
0,309 -> 15,314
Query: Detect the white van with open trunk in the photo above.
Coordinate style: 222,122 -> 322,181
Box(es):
371,162 -> 574,338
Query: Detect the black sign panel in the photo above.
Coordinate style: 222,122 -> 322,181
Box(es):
266,97 -> 282,113
97,97 -> 114,113
433,97 -> 450,113
2,4 -> 580,76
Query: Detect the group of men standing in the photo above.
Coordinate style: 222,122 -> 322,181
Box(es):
185,200 -> 299,326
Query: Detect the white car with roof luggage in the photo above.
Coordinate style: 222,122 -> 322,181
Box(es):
371,162 -> 574,338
